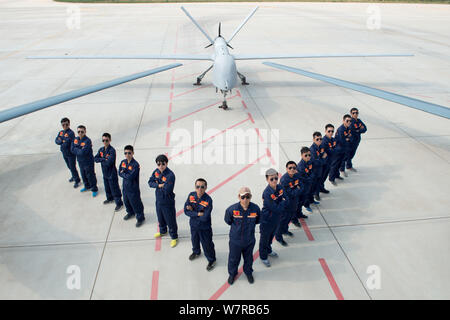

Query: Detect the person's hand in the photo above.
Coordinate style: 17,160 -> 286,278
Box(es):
198,212 -> 204,217
323,152 -> 327,158
158,183 -> 164,188
186,205 -> 193,211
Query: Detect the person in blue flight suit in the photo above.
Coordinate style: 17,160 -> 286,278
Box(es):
346,107 -> 367,171
119,145 -> 145,227
224,186 -> 260,285
310,132 -> 328,201
297,147 -> 319,213
71,125 -> 98,197
148,154 -> 178,248
55,117 -> 80,188
323,123 -> 342,186
94,133 -> 123,212
336,114 -> 353,178
277,161 -> 304,244
319,125 -> 333,193
259,168 -> 288,268
184,178 -> 216,271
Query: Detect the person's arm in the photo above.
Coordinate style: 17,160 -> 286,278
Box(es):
78,138 -> 92,156
255,206 -> 261,225
184,195 -> 199,218
70,140 -> 79,155
335,127 -> 344,145
224,207 -> 233,225
103,148 -> 115,167
199,198 -> 213,222
148,170 -> 159,189
94,148 -> 104,163
359,120 -> 367,134
262,191 -> 286,215
160,172 -> 175,195
280,178 -> 295,199
118,162 -> 125,178
55,131 -> 63,145
120,163 -> 139,180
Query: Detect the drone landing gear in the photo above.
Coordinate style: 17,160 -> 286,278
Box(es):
237,71 -> 249,85
219,91 -> 229,110
194,65 -> 213,86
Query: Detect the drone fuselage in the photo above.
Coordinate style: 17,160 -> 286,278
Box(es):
212,37 -> 237,93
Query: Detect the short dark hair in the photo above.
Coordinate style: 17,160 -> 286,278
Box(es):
343,114 -> 352,121
156,154 -> 168,164
325,124 -> 334,130
350,107 -> 358,113
102,133 -> 111,140
61,117 -> 70,124
77,125 -> 86,131
124,145 -> 134,152
313,131 -> 322,138
286,161 -> 297,168
195,178 -> 207,188
301,147 -> 310,154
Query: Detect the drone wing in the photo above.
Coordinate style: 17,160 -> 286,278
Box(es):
27,54 -> 212,61
234,53 -> 413,60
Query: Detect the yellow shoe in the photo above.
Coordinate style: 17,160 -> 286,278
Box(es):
170,239 -> 178,248
154,232 -> 167,238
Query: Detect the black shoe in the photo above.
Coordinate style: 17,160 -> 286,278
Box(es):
228,275 -> 235,285
69,177 -> 74,183
123,213 -> 135,221
278,239 -> 288,247
314,194 -> 321,201
135,219 -> 145,228
336,176 -> 344,180
73,182 -> 80,188
103,199 -> 114,205
299,214 -> 308,219
292,220 -> 301,227
284,231 -> 294,237
114,204 -> 123,212
189,253 -> 200,261
320,188 -> 330,194
246,274 -> 254,284
206,260 -> 216,271
330,180 -> 338,186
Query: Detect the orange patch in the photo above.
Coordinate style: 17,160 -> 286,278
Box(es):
59,131 -> 63,136
270,194 -> 276,200
121,162 -> 126,168
309,164 -> 312,170
162,176 -> 167,182
81,142 -> 85,147
295,179 -> 299,185
100,152 -> 103,157
200,201 -> 209,207
74,139 -> 78,144
279,189 -> 283,195
64,133 -> 68,138
128,166 -> 132,170
189,195 -> 196,202
249,212 -> 257,217
155,172 -> 160,178
305,168 -> 309,173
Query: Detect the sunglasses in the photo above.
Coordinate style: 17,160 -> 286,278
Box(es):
102,139 -> 109,142
352,112 -> 359,114
315,137 -> 323,141
157,162 -> 166,166
304,154 -> 311,157
61,122 -> 69,126
287,166 -> 296,170
327,130 -> 334,133
124,152 -> 132,155
77,131 -> 85,134
269,177 -> 278,182
195,185 -> 206,189
345,120 -> 351,123
240,194 -> 251,200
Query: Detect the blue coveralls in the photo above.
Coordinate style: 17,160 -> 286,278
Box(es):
118,158 -> 144,222
184,192 -> 216,263
148,168 -> 178,239
259,184 -> 287,260
55,128 -> 80,183
94,145 -> 123,206
71,136 -> 98,192
297,159 -> 315,207
336,124 -> 353,172
278,172 -> 303,239
310,143 -> 327,196
320,137 -> 334,188
225,202 -> 260,277
323,135 -> 342,182
346,118 -> 367,169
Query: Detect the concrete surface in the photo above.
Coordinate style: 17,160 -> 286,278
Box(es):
0,1 -> 449,300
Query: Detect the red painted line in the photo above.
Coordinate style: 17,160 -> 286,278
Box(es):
248,112 -> 255,124
170,94 -> 239,124
176,208 -> 184,217
168,102 -> 173,114
319,258 -> 344,300
242,100 -> 248,109
254,128 -> 264,143
150,270 -> 160,300
155,225 -> 162,251
173,84 -> 212,98
266,148 -> 276,166
165,131 -> 170,147
168,117 -> 250,160
236,90 -> 241,97
299,218 -> 314,241
209,251 -> 260,300
170,83 -> 174,91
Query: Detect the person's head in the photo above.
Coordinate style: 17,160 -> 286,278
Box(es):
238,187 -> 252,208
301,147 -> 311,162
195,178 -> 207,197
350,107 -> 359,119
286,161 -> 297,176
124,145 -> 134,161
265,168 -> 279,189
313,131 -> 322,146
102,133 -> 111,147
343,114 -> 352,128
155,154 -> 168,172
61,117 -> 70,130
77,125 -> 86,138
325,124 -> 334,138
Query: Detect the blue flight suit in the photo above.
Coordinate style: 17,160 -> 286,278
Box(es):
310,142 -> 327,196
297,159 -> 314,207
320,137 -> 333,188
224,202 -> 260,277
259,184 -> 287,260
55,128 -> 80,183
71,136 -> 98,192
278,172 -> 304,238
118,158 -> 144,222
323,135 -> 341,182
184,192 -> 216,263
148,167 -> 178,239
94,145 -> 123,206
336,124 -> 353,172
346,118 -> 367,169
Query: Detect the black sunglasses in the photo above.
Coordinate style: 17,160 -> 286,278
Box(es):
327,130 -> 334,133
315,137 -> 322,141
304,154 -> 311,157
240,194 -> 251,200
269,177 -> 278,182
345,120 -> 351,123
196,185 -> 205,189
287,166 -> 296,170
157,162 -> 166,166
102,139 -> 109,142
77,131 -> 84,134
124,152 -> 132,155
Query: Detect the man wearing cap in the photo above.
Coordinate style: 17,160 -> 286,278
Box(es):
346,107 -> 367,171
148,154 -> 178,248
224,187 -> 260,285
259,168 -> 288,267
55,117 -> 80,188
184,178 -> 216,271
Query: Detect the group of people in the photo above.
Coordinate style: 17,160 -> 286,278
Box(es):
55,107 -> 366,285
